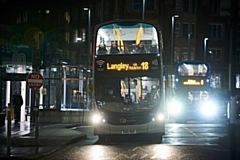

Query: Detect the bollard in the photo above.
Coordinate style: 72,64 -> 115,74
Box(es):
7,103 -> 12,157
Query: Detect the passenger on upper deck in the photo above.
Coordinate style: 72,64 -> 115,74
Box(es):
136,42 -> 147,54
109,42 -> 120,54
97,43 -> 108,55
129,49 -> 136,54
148,42 -> 159,53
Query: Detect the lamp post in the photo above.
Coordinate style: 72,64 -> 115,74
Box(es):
83,8 -> 91,68
142,0 -> 145,20
204,37 -> 208,61
188,32 -> 192,60
83,8 -> 91,111
171,15 -> 179,65
101,0 -> 103,23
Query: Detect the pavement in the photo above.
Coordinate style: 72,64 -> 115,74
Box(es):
0,120 -> 88,159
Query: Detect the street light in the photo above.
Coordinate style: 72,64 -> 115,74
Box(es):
204,37 -> 208,61
188,32 -> 192,60
171,15 -> 179,65
142,0 -> 145,20
83,7 -> 91,68
83,7 -> 91,111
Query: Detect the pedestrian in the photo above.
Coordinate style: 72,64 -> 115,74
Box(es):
12,90 -> 23,123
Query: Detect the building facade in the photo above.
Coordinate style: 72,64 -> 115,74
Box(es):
0,0 -> 239,123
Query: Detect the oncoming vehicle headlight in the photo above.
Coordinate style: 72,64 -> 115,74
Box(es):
92,114 -> 104,124
200,101 -> 217,116
168,100 -> 182,114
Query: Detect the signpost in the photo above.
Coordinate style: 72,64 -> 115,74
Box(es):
26,72 -> 43,149
26,72 -> 44,90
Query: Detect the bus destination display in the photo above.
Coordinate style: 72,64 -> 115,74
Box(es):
95,57 -> 159,72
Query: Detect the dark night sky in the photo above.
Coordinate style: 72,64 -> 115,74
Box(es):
0,0 -> 42,24
0,0 -> 89,24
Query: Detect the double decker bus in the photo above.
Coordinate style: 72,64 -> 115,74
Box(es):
168,60 -> 218,122
91,20 -> 165,142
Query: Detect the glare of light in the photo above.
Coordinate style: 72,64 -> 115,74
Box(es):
152,145 -> 172,159
92,114 -> 102,123
76,37 -> 82,41
168,100 -> 182,115
51,68 -> 57,72
61,61 -> 68,64
46,10 -> 50,14
157,114 -> 165,121
200,101 -> 217,116
83,145 -> 107,160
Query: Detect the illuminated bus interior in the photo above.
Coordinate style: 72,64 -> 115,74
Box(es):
177,63 -> 208,76
175,61 -> 210,89
95,76 -> 160,113
95,21 -> 160,55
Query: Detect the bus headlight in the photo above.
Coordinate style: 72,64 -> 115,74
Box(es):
152,113 -> 165,121
200,101 -> 217,116
92,114 -> 103,124
157,113 -> 165,121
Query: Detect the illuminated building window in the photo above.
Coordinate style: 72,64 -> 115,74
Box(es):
73,30 -> 78,43
210,73 -> 221,88
237,74 -> 240,89
82,29 -> 86,42
65,11 -> 70,23
65,32 -> 70,44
